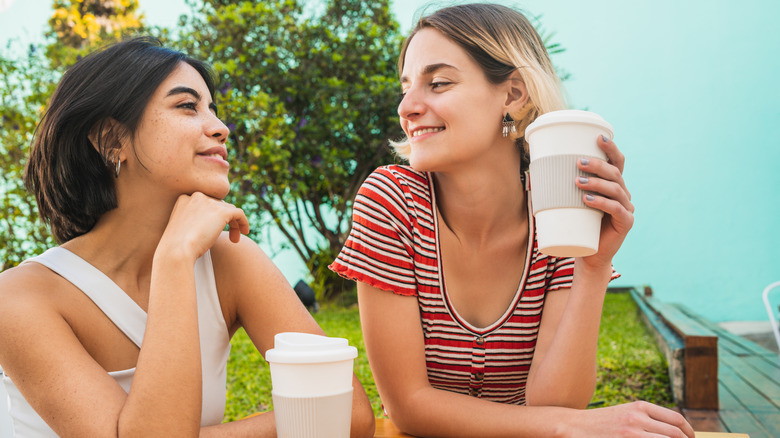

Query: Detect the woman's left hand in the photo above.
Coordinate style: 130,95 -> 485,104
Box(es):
575,135 -> 635,268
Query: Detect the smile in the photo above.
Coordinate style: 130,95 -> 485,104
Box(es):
198,146 -> 228,161
411,127 -> 444,137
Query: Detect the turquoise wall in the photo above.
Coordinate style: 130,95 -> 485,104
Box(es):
395,0 -> 780,321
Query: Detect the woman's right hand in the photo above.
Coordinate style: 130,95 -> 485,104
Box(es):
569,401 -> 695,438
157,192 -> 250,261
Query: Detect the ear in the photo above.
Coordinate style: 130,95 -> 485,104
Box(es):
88,118 -> 127,162
503,70 -> 529,113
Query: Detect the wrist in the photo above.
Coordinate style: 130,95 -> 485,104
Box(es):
574,257 -> 613,278
153,240 -> 195,268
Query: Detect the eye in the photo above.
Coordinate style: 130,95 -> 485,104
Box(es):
398,91 -> 407,101
177,102 -> 197,111
431,81 -> 452,90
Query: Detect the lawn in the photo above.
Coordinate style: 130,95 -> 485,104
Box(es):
223,291 -> 674,421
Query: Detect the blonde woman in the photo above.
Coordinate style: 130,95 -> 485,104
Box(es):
331,4 -> 693,437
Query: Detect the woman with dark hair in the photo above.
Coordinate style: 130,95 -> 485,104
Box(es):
330,4 -> 694,437
0,37 -> 374,437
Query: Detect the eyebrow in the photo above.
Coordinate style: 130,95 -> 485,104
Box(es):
400,63 -> 459,84
167,86 -> 219,115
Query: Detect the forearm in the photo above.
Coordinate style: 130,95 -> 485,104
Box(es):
199,412 -> 277,437
197,377 -> 374,438
118,253 -> 203,437
389,386 -> 571,438
526,262 -> 613,407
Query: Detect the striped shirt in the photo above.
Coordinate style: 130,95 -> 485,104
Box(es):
331,165 -> 611,405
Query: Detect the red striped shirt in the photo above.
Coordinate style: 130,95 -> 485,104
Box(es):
331,165 -> 612,404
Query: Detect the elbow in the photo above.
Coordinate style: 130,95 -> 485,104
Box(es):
381,392 -> 430,436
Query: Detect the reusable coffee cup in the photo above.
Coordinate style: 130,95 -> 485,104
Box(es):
525,110 -> 614,257
265,332 -> 358,438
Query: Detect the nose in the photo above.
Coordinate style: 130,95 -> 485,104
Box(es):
397,85 -> 425,121
207,113 -> 229,144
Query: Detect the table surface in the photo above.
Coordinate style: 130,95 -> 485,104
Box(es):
245,414 -> 749,437
373,417 -> 751,437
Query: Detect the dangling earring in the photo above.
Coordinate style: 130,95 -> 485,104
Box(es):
502,113 -> 517,137
114,159 -> 121,177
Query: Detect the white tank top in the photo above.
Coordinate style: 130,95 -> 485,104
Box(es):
2,247 -> 231,437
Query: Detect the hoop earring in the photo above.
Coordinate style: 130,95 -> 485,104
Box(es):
114,159 -> 121,178
502,113 -> 517,137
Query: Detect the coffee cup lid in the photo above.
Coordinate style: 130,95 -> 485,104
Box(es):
525,110 -> 613,138
265,332 -> 358,364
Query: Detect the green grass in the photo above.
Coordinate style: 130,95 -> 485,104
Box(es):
222,304 -> 381,421
593,292 -> 675,408
223,292 -> 674,421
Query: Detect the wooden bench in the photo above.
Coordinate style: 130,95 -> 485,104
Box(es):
628,287 -> 780,438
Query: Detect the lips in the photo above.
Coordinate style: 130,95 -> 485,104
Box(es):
410,126 -> 445,138
198,146 -> 227,161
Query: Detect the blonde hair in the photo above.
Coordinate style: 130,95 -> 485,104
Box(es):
391,3 -> 567,163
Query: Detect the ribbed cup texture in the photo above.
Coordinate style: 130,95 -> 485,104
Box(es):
273,389 -> 353,438
529,154 -> 600,214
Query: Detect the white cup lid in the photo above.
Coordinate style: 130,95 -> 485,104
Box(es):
265,332 -> 358,364
525,110 -> 613,139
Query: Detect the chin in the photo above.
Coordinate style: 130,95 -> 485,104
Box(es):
211,184 -> 231,200
198,178 -> 231,200
408,152 -> 444,173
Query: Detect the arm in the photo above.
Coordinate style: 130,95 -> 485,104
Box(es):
527,135 -> 634,408
358,281 -> 568,437
359,280 -> 694,438
207,234 -> 375,438
0,193 -> 250,437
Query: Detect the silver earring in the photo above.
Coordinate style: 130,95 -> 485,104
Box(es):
502,113 -> 517,137
114,159 -> 121,177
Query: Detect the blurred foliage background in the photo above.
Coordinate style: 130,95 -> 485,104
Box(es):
0,0 -> 404,302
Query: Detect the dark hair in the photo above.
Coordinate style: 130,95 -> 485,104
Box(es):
24,36 -> 217,243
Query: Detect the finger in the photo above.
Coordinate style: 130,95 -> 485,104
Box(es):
232,207 -> 250,235
578,157 -> 631,202
576,176 -> 634,213
228,220 -> 241,243
584,193 -> 634,233
598,135 -> 625,173
647,406 -> 696,438
642,421 -> 689,438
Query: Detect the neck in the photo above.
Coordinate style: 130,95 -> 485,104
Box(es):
62,189 -> 179,283
433,145 -> 527,246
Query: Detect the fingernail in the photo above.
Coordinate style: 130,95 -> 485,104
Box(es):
580,158 -> 590,165
585,194 -> 595,201
602,135 -> 609,143
578,176 -> 589,184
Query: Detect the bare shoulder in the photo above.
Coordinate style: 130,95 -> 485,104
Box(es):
207,232 -> 299,328
209,232 -> 285,287
210,232 -> 274,267
0,262 -> 65,322
0,261 -> 74,371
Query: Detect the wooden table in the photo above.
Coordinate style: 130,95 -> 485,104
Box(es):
245,414 -> 750,437
373,417 -> 750,437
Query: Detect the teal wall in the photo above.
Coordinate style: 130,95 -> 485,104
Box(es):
393,0 -> 780,321
2,0 -> 778,321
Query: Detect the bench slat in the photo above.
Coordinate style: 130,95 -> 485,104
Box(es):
718,384 -> 776,438
629,286 -> 780,437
